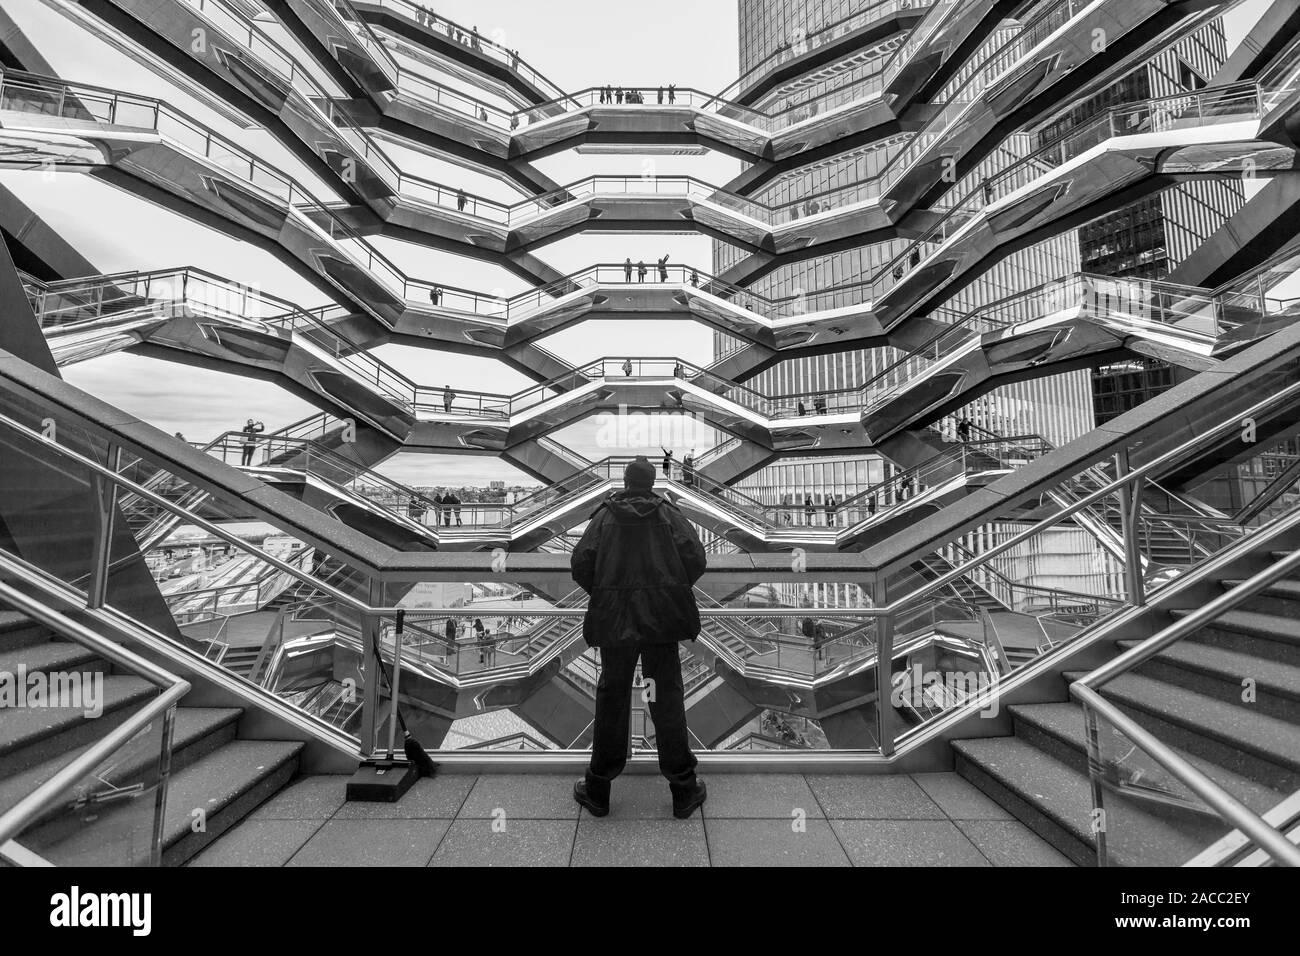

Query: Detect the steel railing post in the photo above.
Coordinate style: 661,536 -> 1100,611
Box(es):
873,576 -> 896,756
87,443 -> 122,610
1114,450 -> 1146,607
358,577 -> 384,757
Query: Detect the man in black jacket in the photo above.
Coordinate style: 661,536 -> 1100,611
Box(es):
570,457 -> 708,819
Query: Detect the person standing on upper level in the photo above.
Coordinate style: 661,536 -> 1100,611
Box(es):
661,447 -> 675,479
239,418 -> 265,466
570,457 -> 708,819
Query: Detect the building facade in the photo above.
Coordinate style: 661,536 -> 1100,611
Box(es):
716,2 -> 1125,607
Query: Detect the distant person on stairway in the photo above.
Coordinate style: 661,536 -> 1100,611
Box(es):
239,418 -> 264,466
571,457 -> 708,819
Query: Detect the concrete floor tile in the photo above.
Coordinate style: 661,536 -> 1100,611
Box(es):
571,818 -> 708,866
188,819 -> 325,867
430,819 -> 577,867
806,774 -> 945,819
246,776 -> 349,820
831,819 -> 990,866
287,819 -> 449,867
911,772 -> 1015,820
458,774 -> 581,819
705,818 -> 850,866
700,774 -> 823,819
955,820 -> 1075,867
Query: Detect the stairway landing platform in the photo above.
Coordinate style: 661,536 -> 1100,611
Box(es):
188,772 -> 1074,867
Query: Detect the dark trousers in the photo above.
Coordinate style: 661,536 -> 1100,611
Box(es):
586,643 -> 697,797
241,444 -> 255,466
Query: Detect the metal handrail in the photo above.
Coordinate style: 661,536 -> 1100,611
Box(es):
0,578 -> 190,855
9,349 -> 1300,627
0,403 -> 897,627
881,378 -> 1300,614
0,408 -> 405,614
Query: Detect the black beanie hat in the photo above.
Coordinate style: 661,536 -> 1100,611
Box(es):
624,456 -> 656,491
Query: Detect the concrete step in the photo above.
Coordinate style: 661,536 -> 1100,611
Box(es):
1116,638 -> 1300,722
0,707 -> 243,834
0,639 -> 105,677
0,675 -> 156,777
37,739 -> 304,867
1220,576 -> 1300,620
1066,671 -> 1300,792
1008,701 -> 1285,815
953,734 -> 1222,867
0,611 -> 49,650
1170,608 -> 1300,666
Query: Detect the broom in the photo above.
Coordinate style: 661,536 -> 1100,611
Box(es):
370,609 -> 438,777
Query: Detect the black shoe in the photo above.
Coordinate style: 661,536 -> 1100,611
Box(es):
573,780 -> 609,817
672,779 -> 707,819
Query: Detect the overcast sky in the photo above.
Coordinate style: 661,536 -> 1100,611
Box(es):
8,0 -> 1275,485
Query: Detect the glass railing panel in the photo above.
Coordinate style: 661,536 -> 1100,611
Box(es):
880,368 -> 1300,749
870,78 -> 1271,304
877,0 -> 1086,194
304,0 -> 400,85
757,70 -> 888,134
886,501 -> 1130,743
506,461 -> 616,523
0,413 -> 374,741
368,0 -> 565,101
6,696 -> 170,867
391,609 -> 581,686
719,0 -> 920,101
1080,703 -> 1233,866
178,0 -> 407,191
0,408 -> 110,600
881,0 -> 959,87
249,591 -> 372,739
